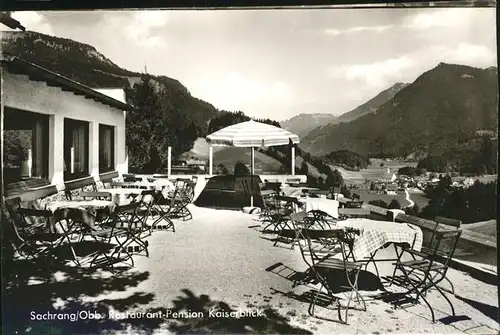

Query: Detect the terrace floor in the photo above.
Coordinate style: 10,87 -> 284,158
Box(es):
3,205 -> 499,334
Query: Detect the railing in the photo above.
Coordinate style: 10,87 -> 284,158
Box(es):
394,213 -> 497,249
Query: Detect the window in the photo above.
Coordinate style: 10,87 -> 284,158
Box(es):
64,118 -> 89,180
3,108 -> 49,184
99,124 -> 115,172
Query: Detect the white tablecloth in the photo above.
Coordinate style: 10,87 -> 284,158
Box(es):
102,188 -> 145,195
46,200 -> 115,213
131,179 -> 176,192
300,197 -> 340,219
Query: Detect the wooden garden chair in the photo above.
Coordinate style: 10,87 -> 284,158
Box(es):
391,228 -> 462,323
5,197 -> 65,262
299,228 -> 367,324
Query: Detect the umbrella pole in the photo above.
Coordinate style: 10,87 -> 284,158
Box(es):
250,147 -> 255,207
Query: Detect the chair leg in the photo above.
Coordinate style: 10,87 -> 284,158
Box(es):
308,283 -> 323,318
402,270 -> 438,323
417,285 -> 436,323
432,277 -> 456,317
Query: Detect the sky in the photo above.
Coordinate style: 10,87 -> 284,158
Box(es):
6,7 -> 497,121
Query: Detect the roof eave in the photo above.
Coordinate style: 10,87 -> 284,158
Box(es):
2,53 -> 135,112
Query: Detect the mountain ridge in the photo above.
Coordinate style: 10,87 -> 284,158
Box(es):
301,62 -> 497,156
334,82 -> 409,124
281,113 -> 337,139
1,30 -> 220,134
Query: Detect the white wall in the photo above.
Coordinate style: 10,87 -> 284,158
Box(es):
2,72 -> 128,188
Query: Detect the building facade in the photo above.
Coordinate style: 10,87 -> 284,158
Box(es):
1,54 -> 133,190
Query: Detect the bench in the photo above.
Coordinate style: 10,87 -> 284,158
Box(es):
286,178 -> 302,185
308,189 -> 330,197
152,174 -> 170,179
338,208 -> 370,219
64,176 -> 97,200
122,173 -> 142,182
275,195 -> 301,206
5,179 -> 51,199
5,184 -> 59,202
4,185 -> 61,236
344,201 -> 364,209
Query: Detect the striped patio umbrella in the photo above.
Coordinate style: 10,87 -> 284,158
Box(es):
206,120 -> 300,148
206,120 -> 300,207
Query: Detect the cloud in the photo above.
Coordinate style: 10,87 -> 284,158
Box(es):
401,8 -> 492,31
444,43 -> 497,66
191,72 -> 293,112
324,25 -> 393,36
123,11 -> 170,48
329,42 -> 496,96
10,11 -> 54,35
329,56 -> 414,88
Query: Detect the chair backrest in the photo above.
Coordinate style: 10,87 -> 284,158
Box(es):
435,216 -> 462,228
260,189 -> 275,197
275,195 -> 300,205
427,229 -> 462,268
5,197 -> 22,222
338,208 -> 370,218
5,185 -> 59,203
426,216 -> 462,252
305,210 -> 339,229
308,189 -> 330,197
345,201 -> 364,208
64,176 -> 97,200
139,189 -> 156,204
299,228 -> 360,267
123,174 -> 139,182
99,171 -> 119,185
113,201 -> 144,227
3,197 -> 28,248
153,174 -> 170,179
79,191 -> 112,200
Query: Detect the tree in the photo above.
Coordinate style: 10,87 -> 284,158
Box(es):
326,169 -> 343,188
300,161 -> 309,176
234,161 -> 250,176
217,163 -> 229,175
125,75 -> 200,173
479,137 -> 496,174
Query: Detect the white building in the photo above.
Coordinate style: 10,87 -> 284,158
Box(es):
1,53 -> 133,190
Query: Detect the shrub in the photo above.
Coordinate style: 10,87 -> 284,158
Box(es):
388,199 -> 402,209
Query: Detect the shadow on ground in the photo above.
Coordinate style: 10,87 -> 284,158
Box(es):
266,262 -> 386,293
2,254 -> 161,335
3,255 -> 314,334
455,294 -> 500,323
164,289 -> 312,334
